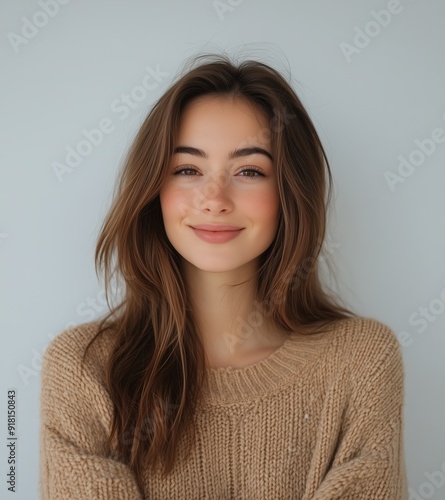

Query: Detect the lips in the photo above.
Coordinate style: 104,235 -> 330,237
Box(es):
191,225 -> 243,243
190,224 -> 243,232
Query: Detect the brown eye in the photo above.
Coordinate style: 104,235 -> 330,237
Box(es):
172,167 -> 199,176
238,167 -> 265,178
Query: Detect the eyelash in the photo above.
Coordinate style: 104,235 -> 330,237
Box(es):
172,166 -> 265,178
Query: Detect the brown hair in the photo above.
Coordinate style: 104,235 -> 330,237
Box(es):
82,51 -> 356,493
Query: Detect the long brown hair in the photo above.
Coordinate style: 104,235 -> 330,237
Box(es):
82,52 -> 356,493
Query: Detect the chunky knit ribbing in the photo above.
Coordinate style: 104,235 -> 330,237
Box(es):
39,316 -> 408,499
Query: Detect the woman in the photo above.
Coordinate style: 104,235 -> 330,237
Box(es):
39,53 -> 408,499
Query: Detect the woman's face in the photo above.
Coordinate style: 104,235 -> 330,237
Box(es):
159,96 -> 280,274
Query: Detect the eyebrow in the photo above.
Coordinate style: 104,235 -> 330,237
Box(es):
173,145 -> 273,162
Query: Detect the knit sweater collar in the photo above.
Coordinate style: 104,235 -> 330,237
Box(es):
200,330 -> 332,405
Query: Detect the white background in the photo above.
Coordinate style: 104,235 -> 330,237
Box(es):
1,0 -> 444,498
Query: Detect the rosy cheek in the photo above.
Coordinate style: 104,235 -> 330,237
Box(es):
246,189 -> 279,218
160,186 -> 191,218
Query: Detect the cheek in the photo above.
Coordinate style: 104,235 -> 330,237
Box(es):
160,186 -> 189,219
243,188 -> 280,223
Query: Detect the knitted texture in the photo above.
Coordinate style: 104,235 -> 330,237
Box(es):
39,316 -> 408,499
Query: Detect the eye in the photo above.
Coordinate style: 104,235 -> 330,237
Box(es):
173,166 -> 265,179
238,167 -> 265,178
172,166 -> 199,176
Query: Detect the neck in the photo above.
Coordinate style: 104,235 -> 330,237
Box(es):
182,259 -> 284,366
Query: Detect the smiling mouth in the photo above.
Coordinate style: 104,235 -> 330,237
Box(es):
190,226 -> 244,243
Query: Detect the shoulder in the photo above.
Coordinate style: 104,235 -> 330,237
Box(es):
332,315 -> 400,351
338,315 -> 401,356
41,320 -> 118,389
331,315 -> 404,385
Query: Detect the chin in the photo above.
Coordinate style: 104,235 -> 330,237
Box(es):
189,257 -> 259,273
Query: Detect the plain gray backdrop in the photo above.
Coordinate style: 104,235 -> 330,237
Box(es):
1,0 -> 444,498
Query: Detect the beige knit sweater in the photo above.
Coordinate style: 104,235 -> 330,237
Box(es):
39,316 -> 408,499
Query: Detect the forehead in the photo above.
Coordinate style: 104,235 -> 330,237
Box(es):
177,96 -> 271,144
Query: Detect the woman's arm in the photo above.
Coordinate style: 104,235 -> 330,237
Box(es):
39,327 -> 144,499
304,321 -> 408,500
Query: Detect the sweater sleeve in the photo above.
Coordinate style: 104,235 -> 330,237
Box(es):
39,326 -> 144,500
307,321 -> 408,500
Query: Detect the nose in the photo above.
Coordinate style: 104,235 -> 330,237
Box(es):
194,171 -> 233,214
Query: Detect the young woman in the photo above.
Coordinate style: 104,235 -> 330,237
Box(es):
40,53 -> 408,499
